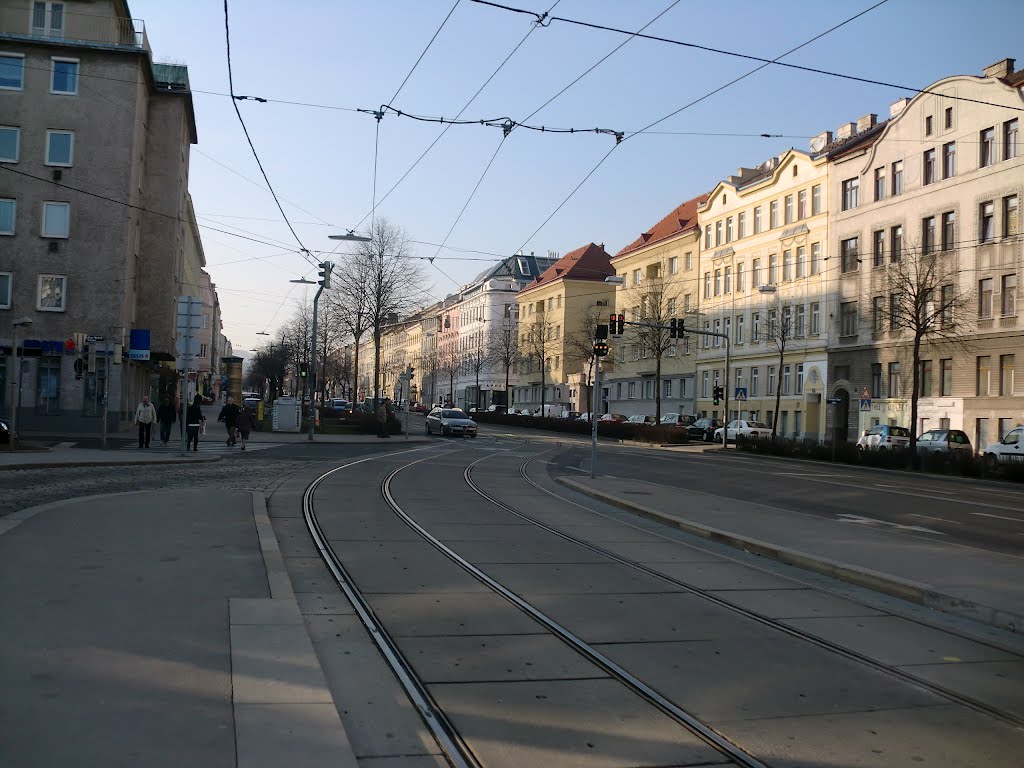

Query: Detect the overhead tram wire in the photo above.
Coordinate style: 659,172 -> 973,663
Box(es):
391,0 -> 462,104
223,0 -> 317,269
511,0 -> 889,255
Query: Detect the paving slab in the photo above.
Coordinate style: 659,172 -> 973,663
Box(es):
444,539 -> 610,564
296,591 -> 357,616
369,592 -> 544,637
598,540 -> 728,563
895,660 -> 1024,720
421,522 -> 566,543
707,588 -> 886,619
271,516 -> 321,557
399,634 -> 608,683
548,523 -> 675,543
428,678 -> 727,768
283,556 -> 339,593
234,703 -> 357,768
483,562 -> 682,595
326,539 -> 491,594
356,757 -> 449,768
719,703 -> 1024,768
650,561 -> 807,591
597,636 -> 943,722
230,624 -> 335,704
783,615 -> 1018,666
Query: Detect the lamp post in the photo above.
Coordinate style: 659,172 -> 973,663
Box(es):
9,316 -> 33,453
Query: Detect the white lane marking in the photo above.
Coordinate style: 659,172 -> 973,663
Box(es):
54,441 -> 77,449
876,483 -> 952,494
908,514 -> 962,525
971,512 -> 1024,523
836,513 -> 945,535
563,465 -> 589,473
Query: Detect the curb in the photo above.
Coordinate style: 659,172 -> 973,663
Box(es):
557,477 -> 1022,634
0,455 -> 222,471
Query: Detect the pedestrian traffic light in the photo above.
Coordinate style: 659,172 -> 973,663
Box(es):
669,318 -> 681,339
593,340 -> 609,357
299,362 -> 309,378
610,313 -> 624,335
318,260 -> 333,289
713,385 -> 722,406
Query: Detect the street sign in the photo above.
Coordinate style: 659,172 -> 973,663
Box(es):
826,396 -> 843,405
860,398 -> 872,412
175,336 -> 201,356
85,334 -> 105,343
734,387 -> 747,401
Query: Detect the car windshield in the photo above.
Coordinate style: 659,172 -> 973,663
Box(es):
890,427 -> 910,437
442,410 -> 467,418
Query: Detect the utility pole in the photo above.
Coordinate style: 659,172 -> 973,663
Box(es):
308,261 -> 332,441
590,340 -> 607,479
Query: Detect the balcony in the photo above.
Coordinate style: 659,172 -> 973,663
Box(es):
0,3 -> 148,51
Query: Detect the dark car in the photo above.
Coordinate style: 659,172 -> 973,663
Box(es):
661,413 -> 697,428
687,417 -> 722,441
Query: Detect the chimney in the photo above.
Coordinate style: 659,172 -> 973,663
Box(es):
889,97 -> 910,118
856,113 -> 878,133
836,122 -> 856,139
983,58 -> 1015,79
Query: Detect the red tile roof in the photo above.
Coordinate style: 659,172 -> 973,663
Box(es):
615,192 -> 709,259
521,243 -> 613,291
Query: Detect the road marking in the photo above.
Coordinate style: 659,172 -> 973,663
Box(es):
876,483 -> 952,494
54,441 -> 77,449
971,512 -> 1024,523
908,514 -> 962,525
836,513 -> 945,535
563,465 -> 589,473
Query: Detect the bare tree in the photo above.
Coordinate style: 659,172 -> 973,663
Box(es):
874,243 -> 972,452
621,274 -> 684,422
331,258 -> 373,403
564,305 -> 607,417
463,338 -> 494,411
758,294 -> 795,439
520,313 -> 552,415
490,311 -> 519,410
437,340 -> 462,407
282,299 -> 313,396
247,340 -> 289,399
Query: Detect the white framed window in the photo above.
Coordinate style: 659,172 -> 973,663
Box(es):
41,201 -> 70,238
628,382 -> 636,399
45,129 -> 74,166
32,2 -> 66,38
0,198 -> 14,235
37,273 -> 67,311
668,256 -> 678,274
0,126 -> 20,162
0,272 -> 11,309
0,53 -> 25,90
50,57 -> 78,95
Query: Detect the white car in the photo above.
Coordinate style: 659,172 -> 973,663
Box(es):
713,419 -> 770,442
856,424 -> 911,450
983,426 -> 1024,468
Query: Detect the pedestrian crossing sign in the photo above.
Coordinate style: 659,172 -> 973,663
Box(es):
734,387 -> 747,401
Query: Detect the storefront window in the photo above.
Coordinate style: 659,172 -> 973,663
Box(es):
36,356 -> 61,415
83,358 -> 107,417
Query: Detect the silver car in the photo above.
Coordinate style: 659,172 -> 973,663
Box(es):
426,407 -> 478,438
916,428 -> 972,454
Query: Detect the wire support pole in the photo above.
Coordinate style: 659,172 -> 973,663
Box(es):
308,284 -> 324,441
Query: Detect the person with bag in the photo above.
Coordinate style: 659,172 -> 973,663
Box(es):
217,396 -> 241,447
134,395 -> 157,449
156,395 -> 176,446
186,394 -> 205,452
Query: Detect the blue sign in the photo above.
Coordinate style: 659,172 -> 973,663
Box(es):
129,329 -> 151,361
859,398 -> 872,412
734,387 -> 747,401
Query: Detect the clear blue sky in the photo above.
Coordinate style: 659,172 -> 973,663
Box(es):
132,0 -> 1021,351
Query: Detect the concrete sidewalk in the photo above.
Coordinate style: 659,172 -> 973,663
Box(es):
0,488 -> 355,768
0,446 -> 222,470
560,476 -> 1024,634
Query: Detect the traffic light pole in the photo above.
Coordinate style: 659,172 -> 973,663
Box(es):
590,351 -> 601,479
308,284 -> 323,442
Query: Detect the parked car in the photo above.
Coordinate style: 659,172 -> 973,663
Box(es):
916,428 -> 972,455
599,413 -> 628,423
627,414 -> 656,425
661,413 -> 697,428
686,417 -> 722,441
856,424 -> 911,450
425,407 -> 478,438
562,411 -> 581,420
486,404 -> 507,413
983,426 -> 1024,468
412,403 -> 429,413
330,398 -> 350,411
713,419 -> 770,443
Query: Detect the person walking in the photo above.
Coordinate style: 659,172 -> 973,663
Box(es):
186,393 -> 205,452
375,400 -> 390,438
218,396 -> 241,447
236,405 -> 253,451
156,395 -> 176,446
134,394 -> 157,449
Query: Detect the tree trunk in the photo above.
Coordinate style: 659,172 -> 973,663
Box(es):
539,358 -> 545,416
505,364 -> 510,412
910,333 -> 923,458
772,344 -> 784,440
655,354 -> 662,423
352,333 -> 362,403
372,325 -> 381,408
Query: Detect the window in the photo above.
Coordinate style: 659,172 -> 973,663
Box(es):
797,190 -> 807,219
1000,354 -> 1015,395
874,167 -> 886,201
50,57 -> 78,95
1002,274 -> 1017,316
783,251 -> 793,281
871,363 -> 882,398
922,216 -> 936,254
32,2 -> 65,37
724,317 -> 731,345
999,418 -> 1014,441
42,201 -> 70,238
840,301 -> 858,336
736,262 -> 744,292
82,358 -> 105,416
628,382 -> 637,399
736,314 -> 744,343
667,297 -> 677,315
713,319 -> 721,347
782,365 -> 791,395
737,212 -> 746,239
714,269 -> 721,296
937,211 -> 954,252
751,259 -> 761,287
1004,195 -> 1019,238
811,242 -> 821,275
685,252 -> 693,270
810,302 -> 820,335
726,216 -> 734,242
977,356 -> 992,396
767,366 -> 777,396
0,272 -> 10,308
704,224 -> 712,249
724,266 -> 732,293
753,206 -> 762,234
784,195 -> 793,224
752,312 -> 761,341
664,379 -> 673,398
704,272 -> 711,299
872,230 -> 885,266
768,309 -> 778,338
37,273 -> 66,311
925,115 -> 933,136
944,107 -> 953,130
668,256 -> 678,274
0,126 -> 19,162
795,304 -> 805,337
840,237 -> 859,273
751,367 -> 759,396
796,246 -> 806,278
37,356 -> 61,415
891,160 -> 903,195
942,141 -> 956,179
888,362 -> 901,398
976,419 -> 990,452
715,220 -> 723,246
701,372 -> 709,398
768,254 -> 778,284
796,364 -> 805,395
45,129 -> 74,166
1006,119 -> 1019,160
0,198 -> 14,235
940,358 -> 952,396
888,293 -> 901,332
980,127 -> 995,167
684,293 -> 692,312
873,296 -> 885,333
980,201 -> 995,242
889,225 -> 902,263
811,185 -> 821,215
941,284 -> 955,327
0,53 -> 25,90
841,177 -> 859,210
978,278 -> 993,318
769,200 -> 779,228
919,360 -> 933,397
923,148 -> 936,185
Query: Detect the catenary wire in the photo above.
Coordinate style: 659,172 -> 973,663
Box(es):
390,0 -> 462,105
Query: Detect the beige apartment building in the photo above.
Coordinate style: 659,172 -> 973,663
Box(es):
696,149 -> 832,440
606,193 -> 707,419
827,58 -> 1023,448
513,243 -> 614,415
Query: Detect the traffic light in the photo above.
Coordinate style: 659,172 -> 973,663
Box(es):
318,260 -> 333,289
713,385 -> 722,406
406,364 -> 415,380
299,362 -> 309,378
593,341 -> 609,357
610,313 -> 624,335
669,318 -> 680,339
595,323 -> 608,340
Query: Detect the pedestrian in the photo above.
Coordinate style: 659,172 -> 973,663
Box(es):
236,405 -> 253,451
156,395 -> 176,446
218,396 -> 241,447
186,393 -> 205,452
376,400 -> 390,438
134,394 -> 157,449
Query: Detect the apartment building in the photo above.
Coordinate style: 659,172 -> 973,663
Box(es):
827,58 -> 1023,447
513,243 -> 614,414
0,0 -> 204,431
696,149 -> 832,440
606,193 -> 707,419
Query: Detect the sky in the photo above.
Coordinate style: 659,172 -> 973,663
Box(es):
130,0 -> 1021,352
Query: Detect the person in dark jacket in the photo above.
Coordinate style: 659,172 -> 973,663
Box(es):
236,406 -> 254,450
218,397 -> 241,446
156,395 -> 176,446
186,394 -> 205,452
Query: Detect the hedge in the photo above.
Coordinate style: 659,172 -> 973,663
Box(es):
470,412 -> 689,445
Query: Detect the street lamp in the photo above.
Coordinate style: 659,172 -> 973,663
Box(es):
9,316 -> 33,453
590,276 -> 625,478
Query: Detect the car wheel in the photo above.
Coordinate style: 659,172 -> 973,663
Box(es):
469,432 -> 477,438
985,453 -> 999,471
425,423 -> 430,435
